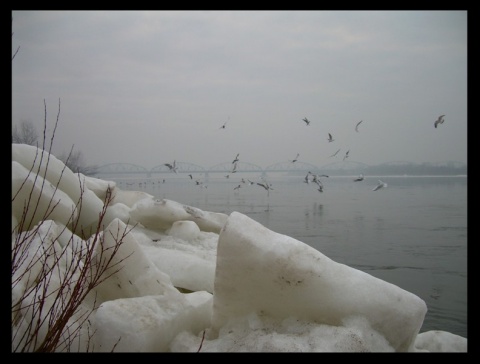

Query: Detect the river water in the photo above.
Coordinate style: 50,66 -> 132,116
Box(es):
111,173 -> 468,338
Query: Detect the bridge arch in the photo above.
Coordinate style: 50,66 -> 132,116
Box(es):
95,163 -> 149,176
320,161 -> 370,170
264,161 -> 321,173
151,161 -> 206,174
208,161 -> 264,173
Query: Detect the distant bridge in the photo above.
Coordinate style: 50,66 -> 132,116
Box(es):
208,161 -> 264,174
265,161 -> 323,174
94,163 -> 149,175
151,162 -> 206,174
91,160 -> 466,179
92,160 -> 363,178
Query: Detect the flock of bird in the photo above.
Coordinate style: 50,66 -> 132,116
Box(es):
294,116 -> 368,192
161,114 -> 445,195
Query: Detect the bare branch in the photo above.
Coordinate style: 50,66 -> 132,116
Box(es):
12,101 -> 133,352
197,330 -> 206,352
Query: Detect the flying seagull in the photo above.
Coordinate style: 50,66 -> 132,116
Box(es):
328,133 -> 334,142
220,116 -> 230,129
354,173 -> 364,182
232,153 -> 240,164
311,174 -> 328,191
164,160 -> 178,173
434,115 -> 445,128
305,172 -> 325,192
355,120 -> 363,132
343,150 -> 350,161
330,149 -> 341,158
373,180 -> 388,191
257,182 -> 272,190
304,172 -> 310,184
242,178 -> 255,186
290,153 -> 300,163
257,182 -> 274,196
302,117 -> 310,126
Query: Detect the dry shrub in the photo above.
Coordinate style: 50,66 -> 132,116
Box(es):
12,99 -> 133,352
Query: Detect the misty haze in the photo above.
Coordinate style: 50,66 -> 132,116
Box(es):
11,10 -> 468,353
12,11 -> 467,171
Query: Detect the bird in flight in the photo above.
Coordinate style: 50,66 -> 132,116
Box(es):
164,160 -> 178,173
290,153 -> 300,163
328,133 -> 334,142
311,173 -> 328,189
234,184 -> 241,191
355,120 -> 363,132
353,173 -> 364,182
220,116 -> 230,129
343,150 -> 350,161
304,172 -> 325,192
257,181 -> 274,196
373,180 -> 387,191
232,153 -> 240,164
242,178 -> 255,186
304,172 -> 310,184
330,149 -> 341,158
434,115 -> 445,128
257,182 -> 272,190
302,117 -> 310,126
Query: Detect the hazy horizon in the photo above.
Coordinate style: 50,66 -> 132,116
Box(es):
12,11 -> 467,168
89,159 -> 467,172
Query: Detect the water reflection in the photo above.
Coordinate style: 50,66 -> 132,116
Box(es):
102,175 -> 467,338
313,202 -> 323,216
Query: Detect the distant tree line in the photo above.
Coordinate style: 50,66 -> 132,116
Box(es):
319,162 -> 467,176
12,120 -> 98,176
362,162 -> 467,176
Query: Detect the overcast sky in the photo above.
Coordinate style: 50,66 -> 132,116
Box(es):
11,10 -> 467,170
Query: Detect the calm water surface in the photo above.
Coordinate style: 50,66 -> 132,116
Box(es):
112,173 -> 467,338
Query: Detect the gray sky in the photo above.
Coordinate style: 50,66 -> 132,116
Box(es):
11,10 -> 467,170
